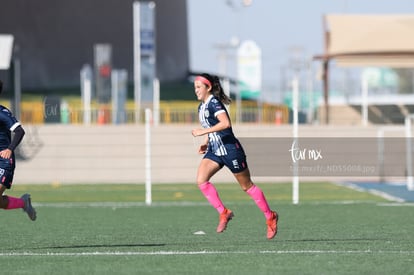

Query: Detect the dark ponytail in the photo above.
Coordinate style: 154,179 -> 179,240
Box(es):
200,73 -> 232,105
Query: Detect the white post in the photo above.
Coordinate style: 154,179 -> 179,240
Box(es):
153,78 -> 160,126
405,116 -> 414,191
377,128 -> 385,183
80,64 -> 92,125
111,70 -> 119,124
83,80 -> 91,125
145,108 -> 152,205
292,76 -> 299,204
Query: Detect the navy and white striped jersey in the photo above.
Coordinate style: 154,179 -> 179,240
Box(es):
0,105 -> 21,151
198,95 -> 238,156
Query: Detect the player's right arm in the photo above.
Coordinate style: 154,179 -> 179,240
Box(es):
198,136 -> 209,154
0,125 -> 25,159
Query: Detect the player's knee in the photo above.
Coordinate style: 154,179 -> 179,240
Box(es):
196,177 -> 207,186
240,181 -> 254,192
0,196 -> 7,209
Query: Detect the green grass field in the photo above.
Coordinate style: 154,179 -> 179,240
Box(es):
2,182 -> 414,275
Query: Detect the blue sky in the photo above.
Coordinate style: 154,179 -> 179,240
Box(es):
187,0 -> 414,102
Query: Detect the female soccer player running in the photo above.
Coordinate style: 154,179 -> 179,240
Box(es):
0,80 -> 36,221
191,73 -> 278,239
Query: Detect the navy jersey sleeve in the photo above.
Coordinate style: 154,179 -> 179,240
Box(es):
0,106 -> 21,150
209,97 -> 226,118
0,107 -> 20,130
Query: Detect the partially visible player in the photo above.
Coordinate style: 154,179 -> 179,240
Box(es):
0,80 -> 36,221
191,73 -> 278,239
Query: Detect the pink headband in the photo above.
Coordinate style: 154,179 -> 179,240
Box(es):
195,76 -> 212,87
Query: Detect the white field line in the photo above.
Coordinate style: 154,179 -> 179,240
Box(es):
32,200 -> 414,208
1,250 -> 414,257
377,202 -> 414,206
334,182 -> 406,203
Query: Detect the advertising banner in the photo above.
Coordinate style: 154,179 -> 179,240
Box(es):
237,40 -> 261,99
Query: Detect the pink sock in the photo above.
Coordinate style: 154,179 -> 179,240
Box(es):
246,185 -> 273,219
199,182 -> 225,214
5,196 -> 25,210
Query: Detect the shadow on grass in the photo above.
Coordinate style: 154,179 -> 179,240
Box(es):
38,243 -> 166,249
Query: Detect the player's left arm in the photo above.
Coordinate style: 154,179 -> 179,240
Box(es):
0,125 -> 25,159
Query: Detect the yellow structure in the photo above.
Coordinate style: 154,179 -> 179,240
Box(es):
15,99 -> 289,125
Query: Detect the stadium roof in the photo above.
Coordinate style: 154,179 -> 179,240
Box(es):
314,14 -> 414,67
314,14 -> 414,123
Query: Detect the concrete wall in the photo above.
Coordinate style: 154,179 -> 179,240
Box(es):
13,124 -> 403,185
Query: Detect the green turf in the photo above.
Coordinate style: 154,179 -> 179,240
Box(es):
1,182 -> 413,275
8,181 -> 386,203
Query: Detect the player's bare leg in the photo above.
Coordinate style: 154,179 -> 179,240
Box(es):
0,184 -> 9,209
234,169 -> 278,239
197,158 -> 233,232
0,184 -> 36,221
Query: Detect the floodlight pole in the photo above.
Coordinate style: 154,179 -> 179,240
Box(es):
133,1 -> 141,123
213,38 -> 240,122
11,58 -> 21,120
153,78 -> 160,126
